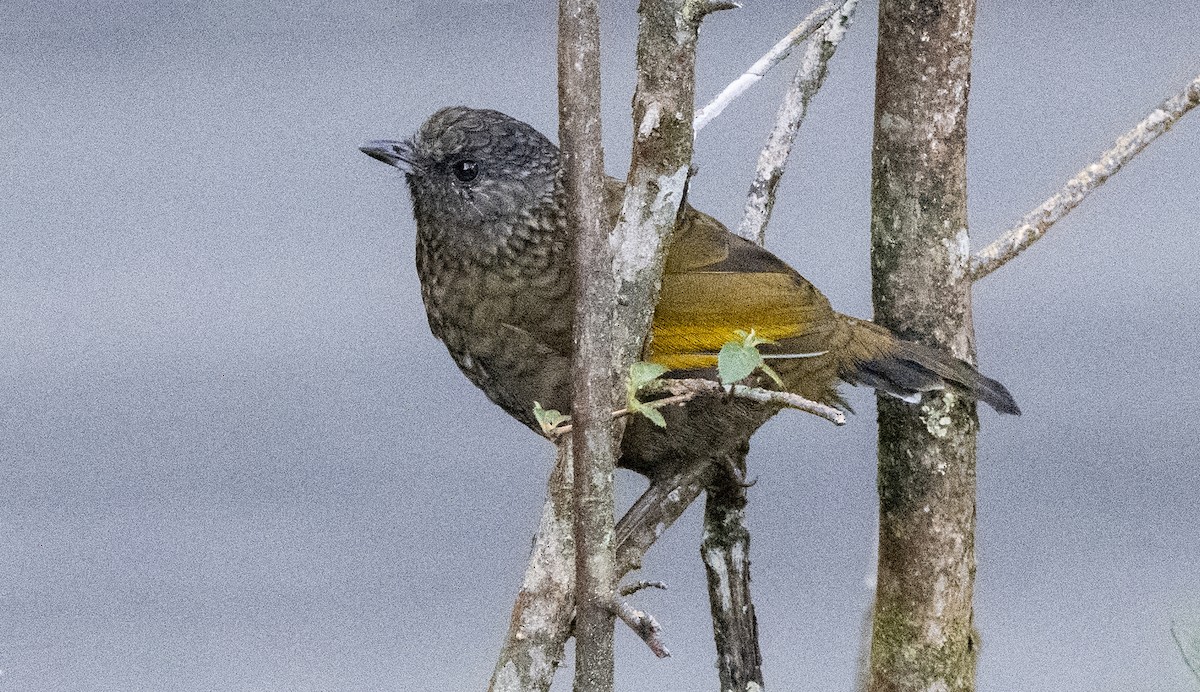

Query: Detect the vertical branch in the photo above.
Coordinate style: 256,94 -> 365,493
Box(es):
490,448 -> 713,692
702,7 -> 856,685
701,443 -> 764,691
609,0 -> 718,374
492,2 -> 727,688
558,0 -> 618,689
868,1 -> 981,691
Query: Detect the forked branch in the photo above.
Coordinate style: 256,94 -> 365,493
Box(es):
694,0 -> 844,133
737,0 -> 858,244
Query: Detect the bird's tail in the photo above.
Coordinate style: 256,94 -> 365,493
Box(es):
832,316 -> 1021,415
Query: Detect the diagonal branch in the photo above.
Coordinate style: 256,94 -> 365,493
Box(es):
489,445 -> 576,692
736,0 -> 858,244
971,73 -> 1200,282
608,596 -> 672,658
490,450 -> 716,692
694,0 -> 843,133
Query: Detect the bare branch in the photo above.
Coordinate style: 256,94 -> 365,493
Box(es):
1171,621 -> 1200,684
609,0 -> 707,376
608,597 -> 672,658
702,445 -> 764,690
736,0 -> 858,244
619,580 -> 669,597
490,452 -> 715,691
558,0 -> 619,687
661,378 -> 847,426
971,73 -> 1200,281
615,458 -> 715,576
693,0 -> 843,133
494,3 -> 721,685
693,0 -> 742,17
489,446 -> 575,692
868,0 -> 981,689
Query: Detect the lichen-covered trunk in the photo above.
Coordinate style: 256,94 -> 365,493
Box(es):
867,1 -> 980,691
701,443 -> 764,691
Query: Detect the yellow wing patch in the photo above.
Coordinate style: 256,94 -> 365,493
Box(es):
646,271 -> 830,370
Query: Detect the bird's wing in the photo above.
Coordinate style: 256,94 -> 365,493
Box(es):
646,207 -> 840,371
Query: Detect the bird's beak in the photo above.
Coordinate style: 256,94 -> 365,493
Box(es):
359,139 -> 420,174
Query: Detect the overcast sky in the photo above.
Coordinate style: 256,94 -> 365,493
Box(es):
3,1 -> 1199,690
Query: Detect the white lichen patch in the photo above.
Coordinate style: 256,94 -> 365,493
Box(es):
638,102 -> 663,140
921,390 -> 958,438
879,112 -> 912,135
944,227 -> 971,280
703,547 -> 733,612
611,165 -> 689,285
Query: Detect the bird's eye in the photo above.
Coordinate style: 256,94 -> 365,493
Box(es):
451,159 -> 479,182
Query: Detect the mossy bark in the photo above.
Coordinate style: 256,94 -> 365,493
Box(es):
868,1 -> 980,691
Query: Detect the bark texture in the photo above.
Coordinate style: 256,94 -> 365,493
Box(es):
701,443 -> 764,692
494,1 -> 718,687
489,447 -> 576,692
558,0 -> 618,689
868,1 -> 980,691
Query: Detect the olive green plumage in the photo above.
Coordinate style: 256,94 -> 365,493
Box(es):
361,107 -> 1018,473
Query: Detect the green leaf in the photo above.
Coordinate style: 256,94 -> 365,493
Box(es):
638,405 -> 667,428
733,328 -> 776,349
532,401 -> 569,436
629,361 -> 669,392
718,342 -> 762,385
759,362 -> 785,388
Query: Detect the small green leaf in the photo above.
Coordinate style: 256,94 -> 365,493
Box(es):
533,401 -> 569,436
629,361 -> 669,392
759,362 -> 785,388
638,405 -> 667,428
733,328 -> 776,349
718,342 -> 762,385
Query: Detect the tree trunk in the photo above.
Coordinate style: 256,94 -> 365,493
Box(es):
867,1 -> 980,691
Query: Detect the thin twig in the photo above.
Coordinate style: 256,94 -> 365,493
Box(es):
547,376 -> 845,438
619,580 -> 669,597
662,378 -> 847,425
736,0 -> 858,244
608,597 -> 672,658
547,390 -> 701,439
694,0 -> 742,16
1171,621 -> 1200,683
693,0 -> 843,133
971,73 -> 1200,281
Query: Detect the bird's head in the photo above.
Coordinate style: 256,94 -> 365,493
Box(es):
361,107 -> 561,239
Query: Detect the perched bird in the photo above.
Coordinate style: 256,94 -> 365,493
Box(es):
361,107 -> 1018,474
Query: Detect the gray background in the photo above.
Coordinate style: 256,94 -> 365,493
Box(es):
3,1 -> 1198,690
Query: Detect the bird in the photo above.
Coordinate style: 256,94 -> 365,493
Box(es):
360,106 -> 1018,475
